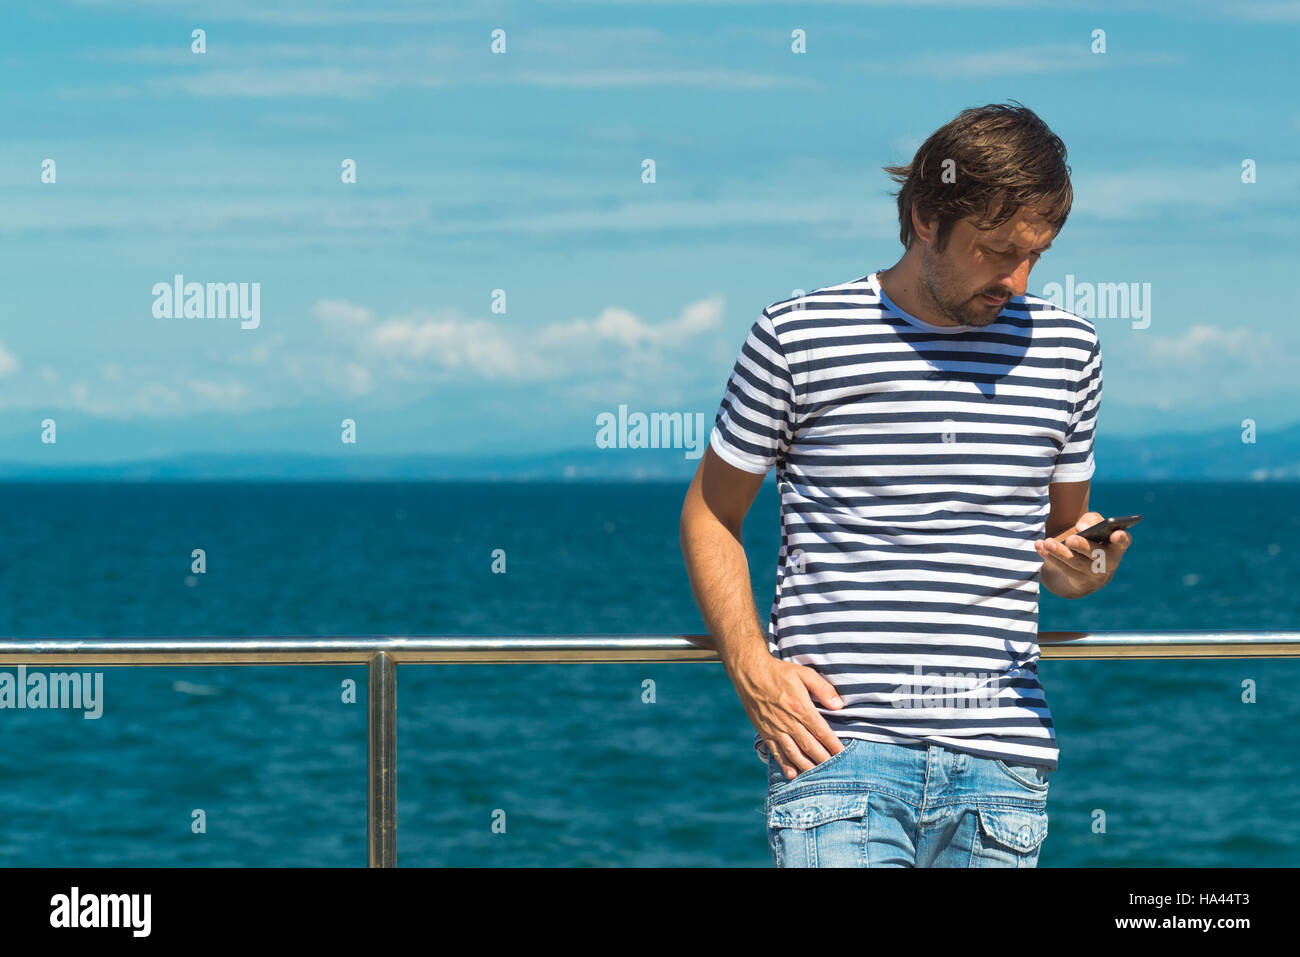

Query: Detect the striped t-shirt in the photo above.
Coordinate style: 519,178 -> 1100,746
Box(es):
710,270 -> 1101,771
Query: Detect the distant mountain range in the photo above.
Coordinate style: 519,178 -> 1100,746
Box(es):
2,421 -> 1299,481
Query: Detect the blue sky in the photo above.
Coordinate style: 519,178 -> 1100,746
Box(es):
1,0 -> 1297,463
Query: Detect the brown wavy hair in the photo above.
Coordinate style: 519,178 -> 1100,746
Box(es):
883,101 -> 1073,252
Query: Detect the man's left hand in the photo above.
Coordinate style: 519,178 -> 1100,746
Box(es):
1034,511 -> 1132,598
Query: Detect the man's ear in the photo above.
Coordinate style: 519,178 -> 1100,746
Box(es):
910,204 -> 938,246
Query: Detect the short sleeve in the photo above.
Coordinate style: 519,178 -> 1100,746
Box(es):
709,310 -> 796,475
1051,334 -> 1101,483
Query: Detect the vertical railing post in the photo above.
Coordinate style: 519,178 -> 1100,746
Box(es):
367,651 -> 396,867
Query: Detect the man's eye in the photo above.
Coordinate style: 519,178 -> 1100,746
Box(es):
986,247 -> 1046,258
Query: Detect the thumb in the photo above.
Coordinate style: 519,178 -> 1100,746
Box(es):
1055,511 -> 1103,543
1076,511 -> 1104,531
798,666 -> 845,709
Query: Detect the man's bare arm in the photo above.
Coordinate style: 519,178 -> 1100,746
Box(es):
678,445 -> 768,662
1045,478 -> 1090,540
680,445 -> 846,777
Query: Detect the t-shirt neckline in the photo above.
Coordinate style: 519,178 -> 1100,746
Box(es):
867,271 -> 996,334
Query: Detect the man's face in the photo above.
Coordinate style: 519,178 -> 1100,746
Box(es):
918,208 -> 1057,327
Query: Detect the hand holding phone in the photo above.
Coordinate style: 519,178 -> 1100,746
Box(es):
1053,514 -> 1142,547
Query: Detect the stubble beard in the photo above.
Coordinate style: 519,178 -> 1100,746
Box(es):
920,244 -> 1004,328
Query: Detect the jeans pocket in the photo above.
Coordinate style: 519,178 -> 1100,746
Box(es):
767,737 -> 860,792
970,805 -> 1048,868
766,793 -> 870,868
993,759 -> 1050,793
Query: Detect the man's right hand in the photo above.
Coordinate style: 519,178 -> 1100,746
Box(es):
727,650 -> 847,780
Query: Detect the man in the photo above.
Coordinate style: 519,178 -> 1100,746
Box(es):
679,102 -> 1131,867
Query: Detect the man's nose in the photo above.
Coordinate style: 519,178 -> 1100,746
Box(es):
999,258 -> 1033,297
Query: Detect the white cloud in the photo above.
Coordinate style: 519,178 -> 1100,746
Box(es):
316,295 -> 727,385
1144,323 -> 1282,365
343,362 -> 373,394
163,68 -> 393,100
538,296 -> 724,349
862,44 -> 1180,79
58,380 -> 186,418
509,68 -> 814,90
188,379 -> 250,405
0,365 -> 266,418
226,333 -> 286,365
364,314 -> 552,380
460,197 -> 891,238
284,356 -> 374,396
314,300 -> 375,326
143,65 -> 810,98
1073,166 -> 1294,221
0,135 -> 901,243
1207,0 -> 1300,22
69,0 -> 473,26
68,29 -> 816,100
0,342 -> 19,377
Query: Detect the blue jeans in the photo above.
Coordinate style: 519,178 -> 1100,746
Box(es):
764,736 -> 1051,867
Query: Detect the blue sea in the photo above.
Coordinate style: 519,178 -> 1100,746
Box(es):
1,480 -> 1297,867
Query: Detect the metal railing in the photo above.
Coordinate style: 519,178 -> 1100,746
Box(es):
3,629 -> 1298,867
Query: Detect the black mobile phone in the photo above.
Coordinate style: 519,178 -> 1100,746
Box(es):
1075,514 -> 1142,544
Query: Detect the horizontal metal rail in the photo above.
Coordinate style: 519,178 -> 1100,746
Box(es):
3,630 -> 1297,867
3,630 -> 1298,664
